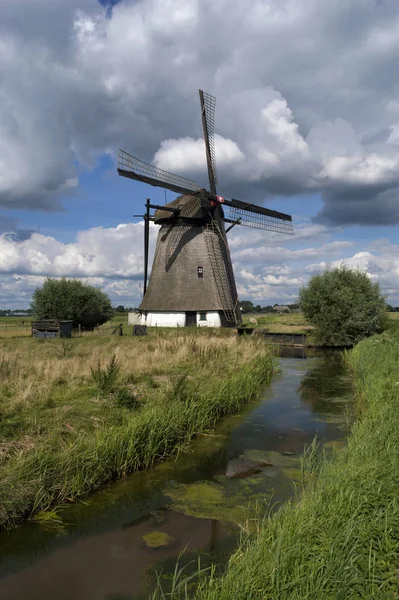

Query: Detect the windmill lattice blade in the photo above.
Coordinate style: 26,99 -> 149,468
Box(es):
199,90 -> 218,196
118,149 -> 202,196
227,206 -> 294,235
229,198 -> 292,222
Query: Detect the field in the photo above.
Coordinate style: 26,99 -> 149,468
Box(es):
0,330 -> 277,529
241,312 -> 312,334
0,312 -> 310,338
159,326 -> 399,599
1,312 -> 397,338
0,313 -> 129,338
0,316 -> 33,337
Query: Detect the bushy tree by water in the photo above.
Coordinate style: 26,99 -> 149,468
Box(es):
299,266 -> 386,346
31,278 -> 113,329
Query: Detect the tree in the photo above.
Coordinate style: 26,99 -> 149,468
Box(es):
115,305 -> 125,312
299,266 -> 386,347
262,305 -> 273,313
239,300 -> 255,314
31,278 -> 113,329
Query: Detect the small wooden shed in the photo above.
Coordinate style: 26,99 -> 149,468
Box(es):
32,320 -> 73,339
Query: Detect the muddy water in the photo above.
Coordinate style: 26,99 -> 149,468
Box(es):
0,349 -> 352,600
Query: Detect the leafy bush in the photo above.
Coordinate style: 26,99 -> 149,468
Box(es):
31,277 -> 113,329
90,354 -> 119,396
299,265 -> 386,346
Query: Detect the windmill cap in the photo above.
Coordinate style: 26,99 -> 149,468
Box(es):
154,193 -> 210,223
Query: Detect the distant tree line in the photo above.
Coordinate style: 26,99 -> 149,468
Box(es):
385,305 -> 399,312
239,298 -> 398,316
238,301 -> 299,314
113,305 -> 139,313
0,309 -> 32,317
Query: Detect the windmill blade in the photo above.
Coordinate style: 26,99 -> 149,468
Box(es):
118,149 -> 202,196
224,198 -> 294,235
199,90 -> 218,196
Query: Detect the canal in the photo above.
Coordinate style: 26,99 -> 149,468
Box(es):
0,348 -> 353,599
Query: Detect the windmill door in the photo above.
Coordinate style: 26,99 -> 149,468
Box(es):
185,311 -> 197,327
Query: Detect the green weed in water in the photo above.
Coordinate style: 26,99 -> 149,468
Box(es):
142,531 -> 176,549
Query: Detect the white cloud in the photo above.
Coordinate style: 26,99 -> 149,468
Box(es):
154,134 -> 245,173
0,273 -> 143,309
1,219 -> 399,307
304,243 -> 399,302
1,0 -> 399,223
0,222 -> 157,278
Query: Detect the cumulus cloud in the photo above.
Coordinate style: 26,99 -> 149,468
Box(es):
1,0 -> 399,224
0,219 -> 399,307
304,241 -> 399,302
0,222 -> 157,278
154,135 -> 245,173
0,274 -> 142,309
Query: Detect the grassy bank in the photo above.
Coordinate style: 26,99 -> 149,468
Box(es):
0,332 -> 276,529
162,329 -> 399,599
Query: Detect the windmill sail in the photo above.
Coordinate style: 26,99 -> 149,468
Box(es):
199,90 -> 218,196
224,198 -> 294,235
118,150 -> 202,196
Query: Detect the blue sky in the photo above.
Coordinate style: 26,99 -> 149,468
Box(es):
1,0 -> 399,308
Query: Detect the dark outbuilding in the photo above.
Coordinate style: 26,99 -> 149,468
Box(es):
31,319 -> 73,339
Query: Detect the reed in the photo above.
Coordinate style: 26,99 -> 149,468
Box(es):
0,332 -> 277,529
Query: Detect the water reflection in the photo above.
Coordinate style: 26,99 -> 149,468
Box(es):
0,351 -> 353,600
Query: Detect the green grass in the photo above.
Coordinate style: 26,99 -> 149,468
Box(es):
153,327 -> 399,599
241,312 -> 312,334
0,331 -> 277,529
0,316 -> 32,337
240,311 -> 399,336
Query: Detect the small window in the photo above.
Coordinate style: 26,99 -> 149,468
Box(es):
199,312 -> 207,321
198,266 -> 203,278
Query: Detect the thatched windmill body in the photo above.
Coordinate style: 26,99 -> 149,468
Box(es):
118,91 -> 293,328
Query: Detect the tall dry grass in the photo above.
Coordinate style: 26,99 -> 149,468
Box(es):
0,332 -> 277,529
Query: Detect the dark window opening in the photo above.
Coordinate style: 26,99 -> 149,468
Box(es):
199,312 -> 207,321
198,266 -> 203,278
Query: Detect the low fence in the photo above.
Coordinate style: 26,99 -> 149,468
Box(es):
259,332 -> 307,346
0,321 -> 32,337
237,327 -> 308,346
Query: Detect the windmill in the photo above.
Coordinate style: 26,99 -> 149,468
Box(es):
118,90 -> 293,328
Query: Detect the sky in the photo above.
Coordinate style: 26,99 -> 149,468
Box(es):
1,0 -> 399,308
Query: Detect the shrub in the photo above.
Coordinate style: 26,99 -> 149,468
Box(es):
299,265 -> 386,346
90,354 -> 119,396
31,277 -> 113,329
